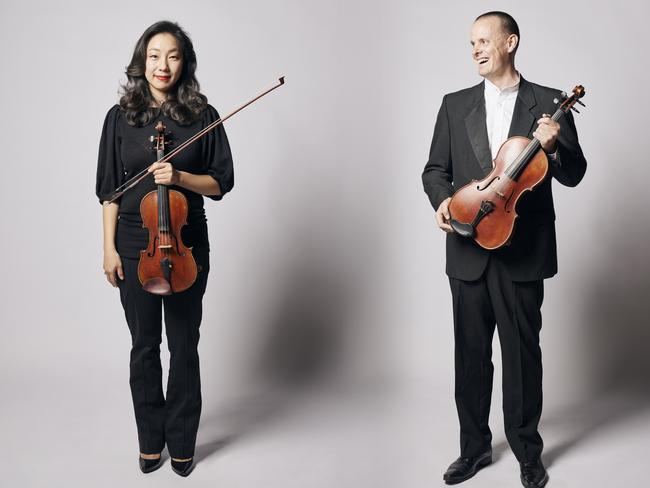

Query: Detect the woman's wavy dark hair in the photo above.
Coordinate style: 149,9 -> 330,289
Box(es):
119,20 -> 207,127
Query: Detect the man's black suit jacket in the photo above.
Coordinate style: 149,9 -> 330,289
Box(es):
422,77 -> 587,282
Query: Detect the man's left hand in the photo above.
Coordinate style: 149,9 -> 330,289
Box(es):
533,114 -> 560,154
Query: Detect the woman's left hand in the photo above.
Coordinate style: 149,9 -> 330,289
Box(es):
149,162 -> 180,185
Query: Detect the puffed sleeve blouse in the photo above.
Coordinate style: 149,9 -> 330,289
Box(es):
96,104 -> 234,258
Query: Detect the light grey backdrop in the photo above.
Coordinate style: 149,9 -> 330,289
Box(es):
1,0 -> 648,486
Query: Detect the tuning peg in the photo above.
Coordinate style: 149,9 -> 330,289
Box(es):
576,100 -> 586,107
570,106 -> 580,113
554,91 -> 569,105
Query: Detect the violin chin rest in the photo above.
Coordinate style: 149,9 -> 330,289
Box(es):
450,219 -> 475,238
142,277 -> 173,296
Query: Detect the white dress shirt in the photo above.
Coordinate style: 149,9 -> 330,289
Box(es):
483,74 -> 559,165
484,75 -> 520,160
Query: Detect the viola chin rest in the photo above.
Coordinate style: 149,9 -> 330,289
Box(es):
450,219 -> 476,238
142,277 -> 173,296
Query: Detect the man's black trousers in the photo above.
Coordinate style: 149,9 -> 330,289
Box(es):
449,254 -> 544,463
117,253 -> 209,459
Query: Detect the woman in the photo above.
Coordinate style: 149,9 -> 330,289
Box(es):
96,20 -> 234,476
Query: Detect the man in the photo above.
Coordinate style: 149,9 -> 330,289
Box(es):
421,11 -> 587,488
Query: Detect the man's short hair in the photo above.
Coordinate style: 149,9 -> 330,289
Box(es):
475,11 -> 520,53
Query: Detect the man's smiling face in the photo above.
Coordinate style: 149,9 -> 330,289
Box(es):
470,15 -> 517,81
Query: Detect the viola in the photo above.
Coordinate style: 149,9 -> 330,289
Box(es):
138,121 -> 197,295
448,85 -> 586,250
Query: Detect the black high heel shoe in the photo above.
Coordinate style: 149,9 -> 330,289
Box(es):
171,458 -> 194,477
139,454 -> 163,473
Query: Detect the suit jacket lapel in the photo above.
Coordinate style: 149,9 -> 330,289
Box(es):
464,82 -> 493,174
508,76 -> 537,138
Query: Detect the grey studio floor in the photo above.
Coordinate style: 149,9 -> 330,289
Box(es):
2,359 -> 648,488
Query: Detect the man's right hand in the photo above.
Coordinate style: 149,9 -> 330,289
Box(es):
436,197 -> 454,233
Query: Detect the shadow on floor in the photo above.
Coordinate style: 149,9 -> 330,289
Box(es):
196,236 -> 363,463
543,204 -> 650,467
542,388 -> 650,468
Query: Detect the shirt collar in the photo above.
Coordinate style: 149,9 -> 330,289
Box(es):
484,73 -> 521,96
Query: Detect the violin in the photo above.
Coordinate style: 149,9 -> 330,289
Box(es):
448,84 -> 586,250
138,121 -> 197,295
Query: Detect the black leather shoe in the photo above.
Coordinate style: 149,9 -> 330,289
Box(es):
171,458 -> 194,477
520,458 -> 549,487
139,455 -> 162,473
443,449 -> 492,484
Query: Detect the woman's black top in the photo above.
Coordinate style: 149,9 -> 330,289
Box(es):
96,104 -> 234,258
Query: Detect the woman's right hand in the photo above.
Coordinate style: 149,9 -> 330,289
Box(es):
103,249 -> 124,287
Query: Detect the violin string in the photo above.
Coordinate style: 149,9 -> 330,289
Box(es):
164,130 -> 170,263
506,106 -> 567,179
159,183 -> 164,260
159,187 -> 163,258
156,128 -> 169,271
164,191 -> 168,261
509,141 -> 538,178
160,145 -> 169,263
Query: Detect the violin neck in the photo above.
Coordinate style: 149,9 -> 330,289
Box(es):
504,108 -> 564,180
156,148 -> 171,233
